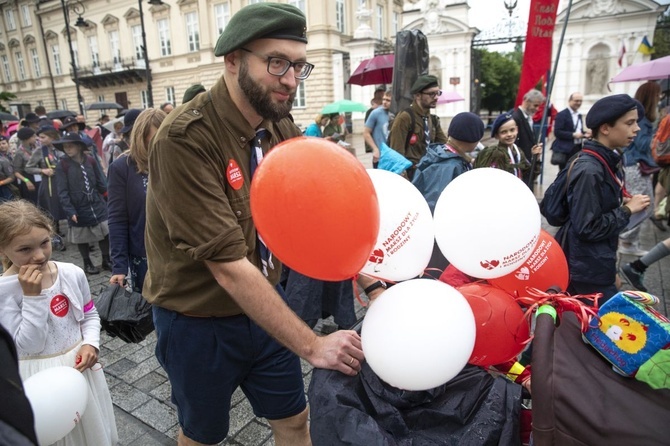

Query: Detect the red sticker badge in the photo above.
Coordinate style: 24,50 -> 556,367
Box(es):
50,294 -> 69,317
409,134 -> 418,145
227,159 -> 244,190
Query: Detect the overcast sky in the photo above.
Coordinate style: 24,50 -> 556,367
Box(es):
468,0 -> 670,34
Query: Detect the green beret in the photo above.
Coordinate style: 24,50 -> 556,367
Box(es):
183,84 -> 206,104
214,3 -> 307,57
410,75 -> 439,94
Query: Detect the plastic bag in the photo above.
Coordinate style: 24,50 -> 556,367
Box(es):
96,284 -> 154,343
377,143 -> 412,174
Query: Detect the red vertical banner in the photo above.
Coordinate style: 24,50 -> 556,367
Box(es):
515,0 -> 560,106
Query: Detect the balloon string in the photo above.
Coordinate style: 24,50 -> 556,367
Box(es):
517,287 -> 601,332
421,267 -> 445,280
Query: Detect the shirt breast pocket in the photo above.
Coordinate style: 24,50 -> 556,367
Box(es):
228,194 -> 252,223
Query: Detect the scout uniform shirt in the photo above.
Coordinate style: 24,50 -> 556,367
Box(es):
388,102 -> 447,167
144,76 -> 301,317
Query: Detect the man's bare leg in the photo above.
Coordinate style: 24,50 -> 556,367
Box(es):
177,427 -> 217,446
267,407 -> 311,446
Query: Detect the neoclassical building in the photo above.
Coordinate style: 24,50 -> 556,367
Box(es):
0,0 -> 664,129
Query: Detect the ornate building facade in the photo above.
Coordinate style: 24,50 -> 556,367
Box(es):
0,0 -> 664,129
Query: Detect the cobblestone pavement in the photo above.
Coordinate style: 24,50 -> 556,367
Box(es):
49,134 -> 668,445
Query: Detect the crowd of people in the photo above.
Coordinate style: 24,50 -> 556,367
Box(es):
0,1 -> 669,445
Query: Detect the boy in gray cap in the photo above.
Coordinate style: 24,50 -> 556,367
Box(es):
553,94 -> 650,303
388,74 -> 447,179
145,3 -> 368,445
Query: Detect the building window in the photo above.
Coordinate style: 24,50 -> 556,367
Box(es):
140,90 -> 148,109
1,55 -> 12,82
376,5 -> 384,39
109,30 -> 121,65
185,12 -> 200,52
88,35 -> 100,67
287,0 -> 305,12
20,5 -> 31,27
51,45 -> 62,75
71,40 -> 79,69
393,12 -> 399,36
132,25 -> 144,67
158,19 -> 171,56
166,86 -> 175,104
15,51 -> 26,80
293,82 -> 305,108
97,95 -> 104,102
336,0 -> 345,33
5,9 -> 16,31
214,3 -> 230,35
30,48 -> 41,78
60,98 -> 67,110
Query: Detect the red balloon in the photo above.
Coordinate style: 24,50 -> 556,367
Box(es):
250,137 -> 379,281
457,283 -> 530,366
488,229 -> 568,298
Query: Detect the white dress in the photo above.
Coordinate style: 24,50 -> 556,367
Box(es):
0,261 -> 118,446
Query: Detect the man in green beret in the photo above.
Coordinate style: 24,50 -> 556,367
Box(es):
182,83 -> 206,104
145,3 -> 368,445
388,74 -> 447,179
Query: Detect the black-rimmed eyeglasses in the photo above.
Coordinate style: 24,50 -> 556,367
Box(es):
421,90 -> 442,99
240,48 -> 314,80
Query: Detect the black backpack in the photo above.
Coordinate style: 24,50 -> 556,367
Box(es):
540,155 -> 580,227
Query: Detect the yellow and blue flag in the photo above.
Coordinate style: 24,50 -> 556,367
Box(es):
638,36 -> 654,55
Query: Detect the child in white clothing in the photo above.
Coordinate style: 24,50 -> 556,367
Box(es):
0,200 -> 117,446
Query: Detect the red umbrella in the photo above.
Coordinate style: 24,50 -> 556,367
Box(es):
347,54 -> 394,86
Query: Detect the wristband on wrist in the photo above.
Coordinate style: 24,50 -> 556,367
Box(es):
363,281 -> 386,295
22,177 -> 29,183
536,304 -> 557,323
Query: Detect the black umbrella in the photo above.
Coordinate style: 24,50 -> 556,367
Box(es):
86,102 -> 123,111
46,110 -> 77,120
0,112 -> 19,121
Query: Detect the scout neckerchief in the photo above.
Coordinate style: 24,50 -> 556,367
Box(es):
423,116 -> 431,146
44,145 -> 57,197
582,149 -> 631,199
249,128 -> 274,277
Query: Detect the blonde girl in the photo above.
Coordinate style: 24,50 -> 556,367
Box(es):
0,200 -> 117,446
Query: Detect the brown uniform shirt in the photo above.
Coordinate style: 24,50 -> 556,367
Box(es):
144,76 -> 301,316
387,102 -> 447,167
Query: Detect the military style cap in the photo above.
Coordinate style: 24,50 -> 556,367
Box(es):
214,3 -> 307,57
585,94 -> 644,130
448,112 -> 485,143
183,84 -> 206,104
17,127 -> 36,141
491,113 -> 515,137
410,75 -> 439,94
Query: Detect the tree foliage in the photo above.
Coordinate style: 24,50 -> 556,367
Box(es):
652,8 -> 670,60
0,91 -> 16,113
475,48 -> 522,114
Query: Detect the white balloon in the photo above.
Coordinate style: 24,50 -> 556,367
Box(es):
362,279 -> 476,390
361,169 -> 434,281
23,366 -> 89,446
433,168 -> 541,279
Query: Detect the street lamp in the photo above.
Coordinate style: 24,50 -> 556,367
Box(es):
139,0 -> 164,108
60,0 -> 87,115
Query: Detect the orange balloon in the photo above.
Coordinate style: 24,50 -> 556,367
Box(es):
488,229 -> 569,298
250,137 -> 379,281
457,283 -> 530,366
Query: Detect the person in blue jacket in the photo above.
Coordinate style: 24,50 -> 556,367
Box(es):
412,112 -> 485,213
304,113 -> 330,138
107,108 -> 166,292
556,94 -> 651,303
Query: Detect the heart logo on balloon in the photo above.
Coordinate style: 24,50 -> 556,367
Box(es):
480,259 -> 500,270
369,249 -> 384,264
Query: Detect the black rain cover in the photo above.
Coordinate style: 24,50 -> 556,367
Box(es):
390,30 -> 430,116
309,360 -> 522,445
